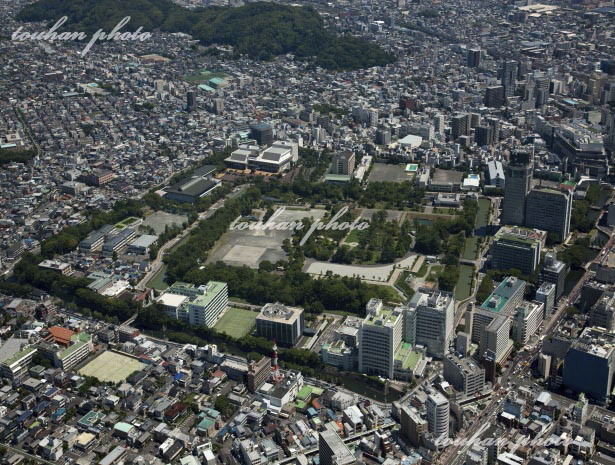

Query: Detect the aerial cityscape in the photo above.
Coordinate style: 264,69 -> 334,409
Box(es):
0,0 -> 615,464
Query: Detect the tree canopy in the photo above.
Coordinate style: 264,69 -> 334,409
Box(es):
18,0 -> 396,70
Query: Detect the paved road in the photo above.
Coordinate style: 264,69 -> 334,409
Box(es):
436,214 -> 615,465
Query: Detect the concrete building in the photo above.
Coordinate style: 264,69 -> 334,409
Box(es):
247,356 -> 271,393
500,60 -> 518,98
451,113 -> 471,140
256,303 -> 305,347
330,152 -> 356,175
479,313 -> 513,363
250,123 -> 274,146
164,165 -> 221,203
38,259 -> 72,275
485,160 -> 505,188
406,289 -> 455,357
539,253 -> 567,299
491,226 -> 545,275
537,353 -> 551,379
443,353 -> 486,397
535,282 -> 556,317
525,187 -> 572,242
512,301 -> 544,345
186,281 -> 229,327
590,292 -> 615,331
501,150 -> 532,226
563,327 -> 615,404
472,277 -> 526,345
0,340 -> 36,380
102,228 -> 136,256
319,430 -> 355,465
426,392 -> 450,439
400,405 -> 428,447
160,281 -> 228,327
358,299 -> 404,379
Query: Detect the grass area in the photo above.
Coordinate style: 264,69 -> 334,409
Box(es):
214,307 -> 258,338
426,265 -> 443,283
184,69 -> 228,84
147,265 -> 169,290
377,285 -> 404,302
395,271 -> 415,299
345,229 -> 361,243
115,216 -> 140,229
79,351 -> 145,383
463,236 -> 480,260
414,260 -> 428,277
455,264 -> 474,301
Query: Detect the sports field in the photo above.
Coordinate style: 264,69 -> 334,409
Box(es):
79,351 -> 145,383
214,308 -> 257,338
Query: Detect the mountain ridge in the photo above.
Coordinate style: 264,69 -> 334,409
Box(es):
16,0 -> 396,70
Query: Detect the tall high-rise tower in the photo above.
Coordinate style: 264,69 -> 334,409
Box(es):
500,60 -> 518,98
501,150 -> 532,226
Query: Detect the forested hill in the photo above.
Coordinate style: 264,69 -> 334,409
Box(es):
17,0 -> 396,70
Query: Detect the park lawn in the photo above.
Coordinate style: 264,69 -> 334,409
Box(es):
414,260 -> 428,277
455,264 -> 474,300
345,229 -> 362,243
426,265 -> 443,283
214,308 -> 257,338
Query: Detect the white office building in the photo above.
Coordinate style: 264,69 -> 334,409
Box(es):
406,289 -> 455,357
358,299 -> 404,379
426,392 -> 450,439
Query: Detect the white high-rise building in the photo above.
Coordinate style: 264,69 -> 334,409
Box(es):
512,301 -> 544,345
426,392 -> 450,439
406,289 -> 455,357
358,299 -> 404,379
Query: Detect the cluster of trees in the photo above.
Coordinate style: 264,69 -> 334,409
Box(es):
299,210 -> 412,264
18,1 -> 395,70
571,184 -> 603,233
475,274 -> 495,303
297,147 -> 333,182
40,200 -> 143,258
11,255 -> 139,322
297,207 -> 355,261
312,104 -> 347,117
414,200 -> 479,292
414,200 -> 479,256
148,223 -> 184,260
164,188 -> 261,283
177,262 -> 396,315
361,181 -> 424,209
0,148 -> 36,165
558,237 -> 597,269
255,176 -> 425,210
